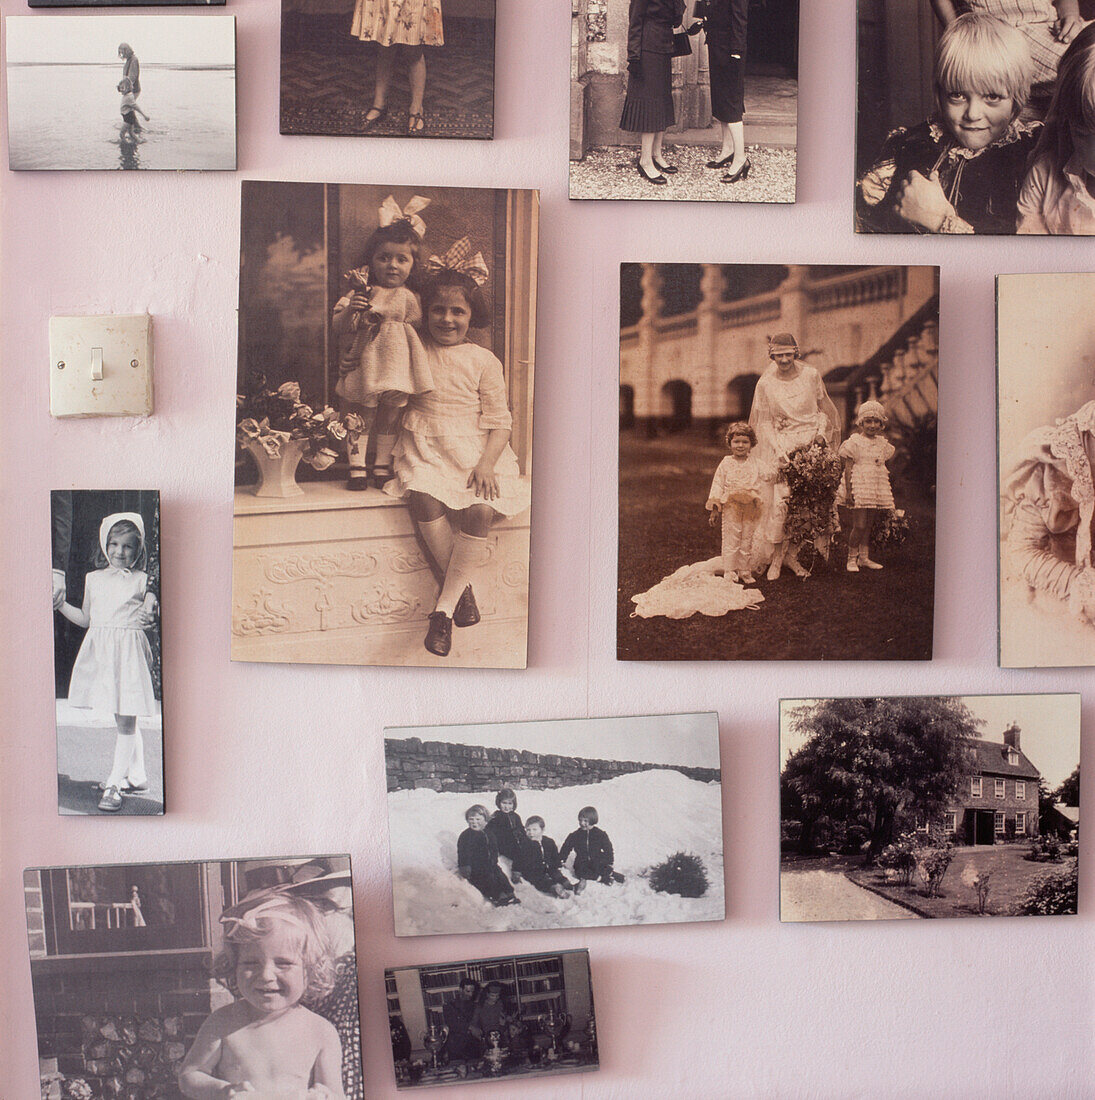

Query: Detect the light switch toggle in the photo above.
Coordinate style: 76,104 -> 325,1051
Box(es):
49,314 -> 153,418
90,347 -> 104,382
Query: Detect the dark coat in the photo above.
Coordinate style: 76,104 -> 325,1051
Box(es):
443,997 -> 480,1060
560,826 -> 615,877
487,809 -> 527,862
457,827 -> 514,904
516,836 -> 571,893
628,0 -> 686,60
706,0 -> 749,56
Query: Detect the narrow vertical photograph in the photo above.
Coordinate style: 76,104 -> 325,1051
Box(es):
24,855 -> 364,1099
52,490 -> 164,816
570,0 -> 799,201
780,695 -> 1080,922
386,949 -> 599,1088
998,271 -> 1095,666
618,263 -> 939,660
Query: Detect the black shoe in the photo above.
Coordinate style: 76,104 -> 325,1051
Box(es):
369,465 -> 393,490
424,611 -> 452,656
706,151 -> 734,169
362,104 -> 388,132
346,473 -> 370,491
453,585 -> 480,628
636,159 -> 667,185
653,157 -> 678,175
611,871 -> 626,884
721,159 -> 752,184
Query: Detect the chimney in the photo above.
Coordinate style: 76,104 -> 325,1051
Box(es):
1003,724 -> 1020,751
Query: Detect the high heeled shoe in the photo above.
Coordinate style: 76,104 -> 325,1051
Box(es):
706,151 -> 735,169
721,159 -> 752,184
653,156 -> 678,175
636,158 -> 667,185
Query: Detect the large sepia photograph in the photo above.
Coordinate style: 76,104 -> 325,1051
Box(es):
280,0 -> 495,139
570,0 -> 799,201
618,263 -> 939,661
384,713 -> 725,937
857,0 -> 1095,235
52,490 -> 165,816
25,855 -> 364,1100
386,950 -> 598,1089
780,695 -> 1080,922
998,272 -> 1095,667
232,182 -> 537,669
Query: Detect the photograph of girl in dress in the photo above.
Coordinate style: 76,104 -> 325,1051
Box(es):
280,0 -> 495,139
619,263 -> 939,661
233,182 -> 536,669
998,272 -> 1095,666
51,490 -> 164,816
384,714 -> 725,937
856,0 -> 1095,234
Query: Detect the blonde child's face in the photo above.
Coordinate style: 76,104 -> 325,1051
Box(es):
371,243 -> 415,289
467,811 -> 487,831
939,87 -> 1014,151
860,416 -> 884,437
729,434 -> 752,458
428,287 -> 472,346
525,822 -> 543,841
106,528 -> 140,569
234,925 -> 306,1016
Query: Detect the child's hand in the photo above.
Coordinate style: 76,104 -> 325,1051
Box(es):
348,292 -> 371,311
468,461 -> 500,501
895,170 -> 951,232
306,1087 -> 337,1099
708,509 -> 719,528
1055,14 -> 1083,43
223,1084 -> 256,1098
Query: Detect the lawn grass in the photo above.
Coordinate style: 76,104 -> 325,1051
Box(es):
617,428 -> 936,660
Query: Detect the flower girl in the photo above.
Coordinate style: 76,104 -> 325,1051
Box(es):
839,401 -> 896,572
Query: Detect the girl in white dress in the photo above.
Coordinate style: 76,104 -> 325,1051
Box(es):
839,400 -> 896,572
58,513 -> 158,812
385,248 -> 531,657
706,422 -> 764,584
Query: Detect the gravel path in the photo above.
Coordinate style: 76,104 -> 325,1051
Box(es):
570,144 -> 796,203
780,869 -> 918,922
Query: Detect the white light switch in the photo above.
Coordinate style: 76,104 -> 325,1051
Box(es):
49,314 -> 153,418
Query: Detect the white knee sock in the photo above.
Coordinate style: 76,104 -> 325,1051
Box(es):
418,514 -> 455,574
435,532 -> 488,617
373,433 -> 398,469
105,731 -> 138,789
127,725 -> 147,787
348,435 -> 367,474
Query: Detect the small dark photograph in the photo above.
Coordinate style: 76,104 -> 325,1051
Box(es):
856,1 -> 1095,235
386,950 -> 599,1089
52,490 -> 165,816
29,0 -> 224,7
26,855 -> 365,1100
280,0 -> 495,139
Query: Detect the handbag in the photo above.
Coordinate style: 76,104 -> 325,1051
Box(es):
672,30 -> 693,57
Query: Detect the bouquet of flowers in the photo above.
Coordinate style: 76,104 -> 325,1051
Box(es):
236,374 -> 364,472
871,508 -> 910,549
779,441 -> 844,552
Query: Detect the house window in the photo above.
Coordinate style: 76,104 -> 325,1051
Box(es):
971,777 -> 983,797
944,812 -> 957,834
1016,811 -> 1027,834
995,779 -> 1005,799
995,812 -> 1006,834
1007,749 -> 1019,766
1016,781 -> 1026,800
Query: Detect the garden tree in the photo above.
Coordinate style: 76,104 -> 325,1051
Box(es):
782,697 -> 980,857
1037,778 -> 1057,833
1055,765 -> 1080,807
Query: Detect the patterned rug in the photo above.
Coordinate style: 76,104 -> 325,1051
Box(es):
280,14 -> 495,140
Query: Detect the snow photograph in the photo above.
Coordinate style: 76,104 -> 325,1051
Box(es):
780,695 -> 1080,922
384,713 -> 725,937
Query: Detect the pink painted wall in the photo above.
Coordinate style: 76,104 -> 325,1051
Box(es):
2,1 -> 1093,1096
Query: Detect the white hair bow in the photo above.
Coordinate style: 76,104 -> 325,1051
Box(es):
378,194 -> 431,239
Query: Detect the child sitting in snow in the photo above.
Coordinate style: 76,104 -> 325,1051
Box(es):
516,816 -> 575,898
487,788 -> 530,882
457,804 -> 519,908
560,806 -> 625,893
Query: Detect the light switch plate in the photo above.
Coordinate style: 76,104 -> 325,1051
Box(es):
49,314 -> 153,418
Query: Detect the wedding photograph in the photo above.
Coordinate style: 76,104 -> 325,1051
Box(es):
856,0 -> 1095,235
24,855 -> 364,1100
231,181 -> 537,669
384,713 -> 725,937
52,490 -> 164,817
386,950 -> 598,1089
5,16 -> 237,171
280,0 -> 495,139
618,263 -> 939,661
570,0 -> 799,201
780,695 -> 1080,922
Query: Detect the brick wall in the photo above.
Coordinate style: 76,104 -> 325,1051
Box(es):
385,737 -> 721,793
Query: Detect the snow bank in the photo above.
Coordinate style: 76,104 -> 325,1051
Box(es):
388,769 -> 725,936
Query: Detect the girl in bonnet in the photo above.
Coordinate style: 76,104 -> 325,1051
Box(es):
56,511 -> 158,813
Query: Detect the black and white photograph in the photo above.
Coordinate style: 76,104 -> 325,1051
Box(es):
569,0 -> 799,200
280,0 -> 495,139
384,714 -> 725,937
52,490 -> 164,816
29,0 -> 224,8
5,15 -> 236,172
857,1 -> 1095,235
25,855 -> 365,1100
619,263 -> 939,661
998,272 -> 1095,666
780,695 -> 1080,922
386,950 -> 599,1089
232,182 -> 537,669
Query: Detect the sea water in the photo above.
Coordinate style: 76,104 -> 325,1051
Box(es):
7,63 -> 236,171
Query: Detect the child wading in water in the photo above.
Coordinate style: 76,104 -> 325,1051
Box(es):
560,806 -> 625,893
333,195 -> 433,489
706,421 -> 763,584
57,512 -> 157,813
839,401 -> 896,572
457,804 -> 519,907
118,77 -> 149,143
179,892 -> 345,1098
385,245 -> 531,657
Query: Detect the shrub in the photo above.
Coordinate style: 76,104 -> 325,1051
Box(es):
1004,819 -> 1016,843
877,837 -> 918,885
1046,836 -> 1062,861
973,871 -> 993,915
918,847 -> 954,897
1017,863 -> 1078,916
649,852 -> 709,898
843,825 -> 869,854
780,820 -> 802,851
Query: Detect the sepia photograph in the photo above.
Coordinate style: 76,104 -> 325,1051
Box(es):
570,0 -> 799,201
5,16 -> 237,171
25,855 -> 364,1100
857,0 -> 1095,235
29,0 -> 224,7
998,272 -> 1095,666
780,695 -> 1080,922
52,490 -> 164,816
232,182 -> 537,669
384,714 -> 725,937
618,263 -> 939,660
386,950 -> 598,1089
280,0 -> 495,139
